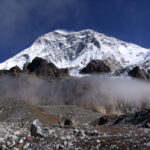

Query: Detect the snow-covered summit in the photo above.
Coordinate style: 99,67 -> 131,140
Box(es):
0,29 -> 149,71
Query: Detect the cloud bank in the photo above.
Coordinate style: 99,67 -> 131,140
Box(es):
0,75 -> 150,115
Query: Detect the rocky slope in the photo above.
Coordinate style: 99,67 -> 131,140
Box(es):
0,57 -> 69,80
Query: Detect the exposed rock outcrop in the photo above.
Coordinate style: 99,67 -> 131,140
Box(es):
80,59 -> 111,74
128,66 -> 147,80
114,65 -> 150,80
0,57 -> 69,80
90,109 -> 150,128
23,62 -> 30,72
0,66 -> 23,77
27,57 -> 69,80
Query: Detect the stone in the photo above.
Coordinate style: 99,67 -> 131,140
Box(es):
63,141 -> 67,146
63,118 -> 78,126
145,142 -> 150,147
30,119 -> 44,137
96,140 -> 100,143
12,147 -> 19,150
6,140 -> 11,147
66,135 -> 72,140
14,131 -> 21,135
55,144 -> 64,149
68,142 -> 73,147
64,119 -> 73,126
9,140 -> 16,147
19,139 -> 24,144
145,123 -> 150,128
73,129 -> 80,134
86,130 -> 99,136
90,116 -> 108,126
1,145 -> 6,150
23,143 -> 30,149
61,136 -> 66,140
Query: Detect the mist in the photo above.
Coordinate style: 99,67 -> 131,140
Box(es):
0,74 -> 150,115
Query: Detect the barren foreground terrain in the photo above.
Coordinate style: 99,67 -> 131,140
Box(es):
0,99 -> 150,150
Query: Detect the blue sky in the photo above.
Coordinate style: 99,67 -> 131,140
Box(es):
0,0 -> 150,62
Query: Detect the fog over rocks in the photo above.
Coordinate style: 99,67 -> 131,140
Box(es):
0,73 -> 150,115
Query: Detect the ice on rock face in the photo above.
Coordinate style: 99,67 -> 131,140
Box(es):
0,29 -> 150,75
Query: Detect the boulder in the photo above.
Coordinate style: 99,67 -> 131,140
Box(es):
97,116 -> 108,125
145,123 -> 150,128
64,119 -> 73,126
90,115 -> 117,126
30,119 -> 45,137
80,59 -> 111,74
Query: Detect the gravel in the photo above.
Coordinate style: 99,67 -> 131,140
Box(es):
0,120 -> 150,149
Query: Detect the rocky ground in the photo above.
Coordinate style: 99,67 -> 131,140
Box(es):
0,120 -> 150,150
0,99 -> 150,150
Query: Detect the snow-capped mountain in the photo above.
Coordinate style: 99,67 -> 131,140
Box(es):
0,29 -> 150,72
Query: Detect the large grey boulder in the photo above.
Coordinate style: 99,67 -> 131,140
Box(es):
30,119 -> 45,137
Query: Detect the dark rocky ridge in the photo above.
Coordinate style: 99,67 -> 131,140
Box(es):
0,66 -> 23,77
128,66 -> 149,80
114,65 -> 150,81
0,57 -> 69,80
26,57 -> 69,80
80,59 -> 111,74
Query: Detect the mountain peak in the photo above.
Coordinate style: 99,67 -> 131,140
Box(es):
53,29 -> 72,35
0,29 -> 149,75
54,29 -> 95,34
